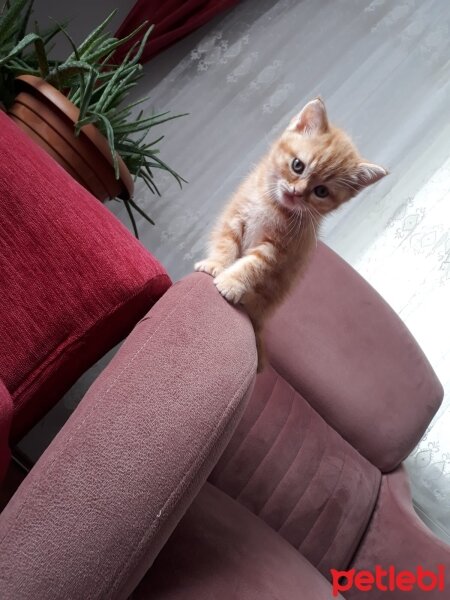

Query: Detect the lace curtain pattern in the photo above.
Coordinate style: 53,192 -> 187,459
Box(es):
20,0 -> 450,541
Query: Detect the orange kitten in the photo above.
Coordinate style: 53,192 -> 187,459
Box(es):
195,98 -> 387,371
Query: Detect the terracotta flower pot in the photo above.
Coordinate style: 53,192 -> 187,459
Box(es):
8,75 -> 134,202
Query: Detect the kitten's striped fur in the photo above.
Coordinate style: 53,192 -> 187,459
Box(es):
195,99 -> 387,371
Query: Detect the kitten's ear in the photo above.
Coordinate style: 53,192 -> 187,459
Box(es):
354,162 -> 389,189
290,98 -> 329,135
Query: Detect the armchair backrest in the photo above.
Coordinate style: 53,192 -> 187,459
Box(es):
211,242 -> 443,579
265,243 -> 443,473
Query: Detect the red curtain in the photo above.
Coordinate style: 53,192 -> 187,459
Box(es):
114,0 -> 241,64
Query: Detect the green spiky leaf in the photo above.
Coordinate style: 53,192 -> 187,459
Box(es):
68,10 -> 117,59
0,31 -> 41,65
123,199 -> 139,238
0,0 -> 30,42
0,4 -> 186,237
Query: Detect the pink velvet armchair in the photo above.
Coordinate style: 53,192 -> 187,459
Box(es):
0,243 -> 448,599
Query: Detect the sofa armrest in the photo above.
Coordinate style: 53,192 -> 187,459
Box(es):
0,273 -> 257,600
348,466 -> 450,599
265,242 -> 443,472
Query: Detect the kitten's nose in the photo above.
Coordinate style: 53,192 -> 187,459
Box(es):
292,184 -> 306,197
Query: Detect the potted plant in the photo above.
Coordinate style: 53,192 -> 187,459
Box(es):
0,1 -> 185,236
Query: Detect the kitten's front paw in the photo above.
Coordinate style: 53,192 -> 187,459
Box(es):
214,272 -> 246,304
194,259 -> 224,278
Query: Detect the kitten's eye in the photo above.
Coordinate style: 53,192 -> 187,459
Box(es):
291,158 -> 305,174
314,185 -> 329,198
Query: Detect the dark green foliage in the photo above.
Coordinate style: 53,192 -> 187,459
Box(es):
0,2 -> 186,236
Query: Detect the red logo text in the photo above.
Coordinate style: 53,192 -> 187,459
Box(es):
330,565 -> 445,596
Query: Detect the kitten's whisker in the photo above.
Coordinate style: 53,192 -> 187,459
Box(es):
263,183 -> 280,194
295,210 -> 303,243
306,207 -> 318,247
260,185 -> 280,202
285,210 -> 300,243
307,204 -> 322,224
287,208 -> 303,244
310,206 -> 321,223
284,212 -> 297,241
310,214 -> 320,233
298,210 -> 305,243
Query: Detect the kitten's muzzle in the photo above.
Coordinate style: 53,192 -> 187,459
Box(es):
280,187 -> 305,209
291,184 -> 307,198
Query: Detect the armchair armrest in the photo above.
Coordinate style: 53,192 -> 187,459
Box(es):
0,273 -> 257,600
348,466 -> 450,599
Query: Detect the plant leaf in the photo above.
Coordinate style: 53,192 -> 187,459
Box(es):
33,36 -> 49,77
0,32 -> 42,65
113,94 -> 152,118
74,113 -> 99,131
77,67 -> 97,122
84,21 -> 151,65
40,21 -> 66,45
129,198 -> 155,225
69,10 -> 117,60
123,199 -> 139,238
51,19 -> 80,60
17,0 -> 33,40
112,112 -> 187,135
46,61 -> 94,87
94,60 -> 137,113
87,112 -> 119,179
140,168 -> 160,196
150,154 -> 187,186
127,23 -> 154,67
0,0 -> 30,42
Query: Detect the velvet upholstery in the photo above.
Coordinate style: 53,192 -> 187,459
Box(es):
0,110 -> 171,442
0,380 -> 13,482
265,243 -> 443,473
210,366 -> 381,576
0,246 -> 446,599
0,273 -> 257,600
347,466 -> 450,599
134,483 -> 343,600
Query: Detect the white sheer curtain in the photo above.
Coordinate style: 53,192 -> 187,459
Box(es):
109,0 -> 450,540
21,0 -> 450,540
331,156 -> 450,542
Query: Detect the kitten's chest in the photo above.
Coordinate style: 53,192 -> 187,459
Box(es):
242,220 -> 265,250
241,205 -> 268,251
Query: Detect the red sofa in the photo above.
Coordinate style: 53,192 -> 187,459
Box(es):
0,110 -> 171,479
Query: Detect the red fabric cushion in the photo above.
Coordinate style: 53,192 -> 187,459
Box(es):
0,111 -> 171,441
0,379 -> 13,481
